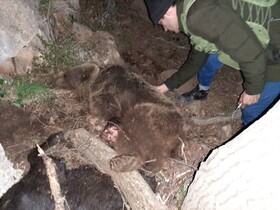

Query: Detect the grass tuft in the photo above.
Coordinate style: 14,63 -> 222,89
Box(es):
0,77 -> 51,107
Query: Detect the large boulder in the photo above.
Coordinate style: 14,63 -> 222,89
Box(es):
0,0 -> 38,63
0,144 -> 23,197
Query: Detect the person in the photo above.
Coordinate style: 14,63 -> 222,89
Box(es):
144,0 -> 280,126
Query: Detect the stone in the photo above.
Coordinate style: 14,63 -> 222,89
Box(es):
0,144 -> 23,197
0,0 -> 38,63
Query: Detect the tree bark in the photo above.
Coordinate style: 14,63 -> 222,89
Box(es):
65,128 -> 172,210
182,100 -> 280,209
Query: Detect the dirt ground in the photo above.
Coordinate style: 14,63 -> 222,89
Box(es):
0,0 -> 245,208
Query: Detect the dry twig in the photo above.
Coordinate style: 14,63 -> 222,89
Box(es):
37,144 -> 65,210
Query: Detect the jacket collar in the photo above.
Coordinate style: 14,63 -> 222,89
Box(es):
176,0 -> 185,33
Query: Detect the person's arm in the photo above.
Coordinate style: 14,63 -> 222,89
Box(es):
163,47 -> 209,91
266,6 -> 280,64
187,1 -> 267,96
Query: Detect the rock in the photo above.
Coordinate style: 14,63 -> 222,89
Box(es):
14,45 -> 34,74
24,0 -> 40,11
72,22 -> 94,41
0,144 -> 23,197
0,0 -> 38,63
0,59 -> 14,74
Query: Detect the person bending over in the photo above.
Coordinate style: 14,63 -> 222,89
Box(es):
144,0 -> 280,126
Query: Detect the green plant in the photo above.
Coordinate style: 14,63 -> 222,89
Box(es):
32,138 -> 41,147
0,77 -> 51,107
38,0 -> 50,16
14,78 -> 50,106
0,79 -> 5,98
33,35 -> 80,73
0,90 -> 5,98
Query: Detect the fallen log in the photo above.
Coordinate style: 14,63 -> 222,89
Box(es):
65,128 -> 173,210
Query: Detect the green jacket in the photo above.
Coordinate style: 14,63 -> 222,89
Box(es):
165,0 -> 280,95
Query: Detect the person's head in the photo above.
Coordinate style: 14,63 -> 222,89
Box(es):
145,0 -> 179,33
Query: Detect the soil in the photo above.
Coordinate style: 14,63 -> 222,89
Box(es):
0,0 -> 245,208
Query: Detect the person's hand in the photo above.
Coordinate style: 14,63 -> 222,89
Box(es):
154,84 -> 169,94
238,91 -> 260,108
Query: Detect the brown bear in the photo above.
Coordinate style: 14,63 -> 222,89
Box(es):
56,63 -> 186,173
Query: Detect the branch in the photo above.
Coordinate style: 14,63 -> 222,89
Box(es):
37,144 -> 65,210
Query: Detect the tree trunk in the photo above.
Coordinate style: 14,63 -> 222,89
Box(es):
182,100 -> 280,209
65,128 -> 173,210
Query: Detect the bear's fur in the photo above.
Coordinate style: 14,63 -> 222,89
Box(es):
57,63 -> 185,173
0,132 -> 156,210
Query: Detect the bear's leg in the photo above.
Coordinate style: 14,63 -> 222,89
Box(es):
110,154 -> 144,172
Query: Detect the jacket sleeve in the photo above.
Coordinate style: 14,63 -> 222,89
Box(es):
187,1 -> 267,95
267,5 -> 280,64
164,47 -> 209,90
